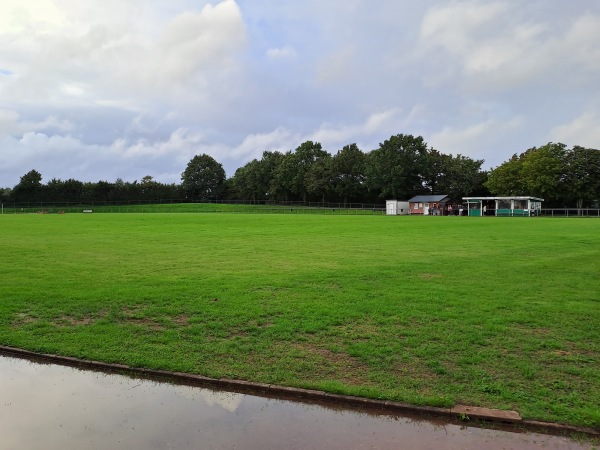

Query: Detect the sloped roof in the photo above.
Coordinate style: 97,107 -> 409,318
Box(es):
408,195 -> 450,203
463,196 -> 544,202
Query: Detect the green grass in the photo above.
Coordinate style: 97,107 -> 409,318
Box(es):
0,213 -> 598,428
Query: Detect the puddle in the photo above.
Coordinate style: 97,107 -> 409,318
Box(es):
0,355 -> 593,449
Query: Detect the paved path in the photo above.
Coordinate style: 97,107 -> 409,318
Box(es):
0,355 -> 595,449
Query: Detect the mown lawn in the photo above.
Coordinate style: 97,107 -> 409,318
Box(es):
0,213 -> 598,427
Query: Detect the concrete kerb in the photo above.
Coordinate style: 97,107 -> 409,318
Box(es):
1,345 -> 598,439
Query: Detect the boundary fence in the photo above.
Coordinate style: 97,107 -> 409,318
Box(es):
0,199 -> 386,216
1,201 -> 598,217
539,208 -> 600,217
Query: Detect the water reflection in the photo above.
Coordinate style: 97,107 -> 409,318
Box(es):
0,356 -> 591,449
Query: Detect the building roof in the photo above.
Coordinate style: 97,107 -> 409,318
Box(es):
408,195 -> 450,203
463,196 -> 544,202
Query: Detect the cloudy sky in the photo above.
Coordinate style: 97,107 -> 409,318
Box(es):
1,0 -> 599,187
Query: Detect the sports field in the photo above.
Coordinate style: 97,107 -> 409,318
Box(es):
0,213 -> 598,427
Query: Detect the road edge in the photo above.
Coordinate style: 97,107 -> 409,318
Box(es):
1,345 -> 597,438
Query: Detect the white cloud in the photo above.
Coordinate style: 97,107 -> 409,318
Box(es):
429,117 -> 524,165
421,1 -> 509,54
315,46 -> 356,85
266,45 -> 297,60
309,109 -> 402,146
419,1 -> 600,90
0,129 -> 207,186
549,112 -> 600,150
0,1 -> 247,105
0,0 -> 67,33
1,1 -> 599,187
147,1 -> 247,86
0,110 -> 73,138
229,127 -> 300,160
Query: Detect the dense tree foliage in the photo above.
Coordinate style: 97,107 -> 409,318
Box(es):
272,141 -> 330,202
8,134 -> 596,207
486,143 -> 600,207
4,174 -> 180,204
228,135 -> 486,204
0,187 -> 10,202
304,155 -> 333,203
231,151 -> 284,201
564,146 -> 600,208
11,169 -> 43,202
331,144 -> 368,204
366,134 -> 429,199
181,154 -> 226,200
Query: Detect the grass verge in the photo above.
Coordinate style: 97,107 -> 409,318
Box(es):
0,213 -> 598,427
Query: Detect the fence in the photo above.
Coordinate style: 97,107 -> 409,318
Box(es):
539,208 -> 600,218
0,200 -> 386,216
1,201 -> 598,217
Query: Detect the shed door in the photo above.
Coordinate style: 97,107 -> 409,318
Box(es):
423,202 -> 429,215
386,202 -> 397,215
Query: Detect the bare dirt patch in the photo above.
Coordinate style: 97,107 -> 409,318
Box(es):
124,317 -> 166,331
171,314 -> 189,326
293,343 -> 374,386
119,306 -> 166,330
11,313 -> 37,327
419,273 -> 443,279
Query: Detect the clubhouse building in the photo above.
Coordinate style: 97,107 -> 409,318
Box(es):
462,196 -> 544,216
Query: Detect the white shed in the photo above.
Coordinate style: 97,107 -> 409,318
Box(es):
386,200 -> 410,215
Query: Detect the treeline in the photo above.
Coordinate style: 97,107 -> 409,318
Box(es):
231,135 -> 488,204
3,174 -> 182,204
486,143 -> 600,207
1,134 -> 489,205
2,134 -> 598,207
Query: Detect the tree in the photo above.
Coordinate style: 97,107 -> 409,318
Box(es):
483,142 -> 600,206
139,175 -> 162,201
260,151 -> 285,201
366,134 -> 428,199
232,159 -> 266,201
273,141 -> 329,202
0,187 -> 11,203
46,178 -> 84,202
444,154 -> 488,200
230,151 -> 285,201
519,143 -> 567,201
271,151 -> 295,201
486,154 -> 527,196
564,146 -> 600,208
12,169 -> 43,202
416,149 -> 487,200
90,181 -> 114,202
421,149 -> 452,195
305,154 -> 333,203
181,154 -> 226,200
331,144 -> 367,205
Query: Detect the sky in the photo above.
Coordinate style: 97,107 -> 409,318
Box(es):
1,0 -> 599,187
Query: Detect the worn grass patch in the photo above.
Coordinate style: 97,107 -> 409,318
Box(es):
0,213 -> 599,427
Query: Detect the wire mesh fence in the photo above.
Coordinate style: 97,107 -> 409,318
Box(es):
539,208 -> 600,218
0,200 -> 387,216
1,201 -> 599,217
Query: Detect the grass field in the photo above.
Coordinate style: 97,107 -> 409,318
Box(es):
0,212 -> 598,427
